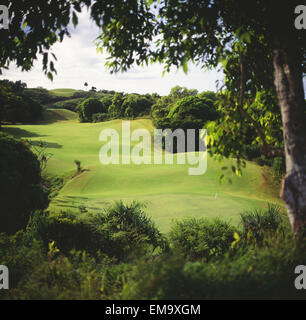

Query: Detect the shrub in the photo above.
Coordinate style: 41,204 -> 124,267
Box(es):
25,202 -> 167,261
121,232 -> 304,300
0,133 -> 48,234
0,231 -> 46,299
27,211 -> 105,255
169,218 -> 237,261
97,201 -> 168,252
3,204 -> 306,300
0,231 -> 128,300
240,205 -> 285,242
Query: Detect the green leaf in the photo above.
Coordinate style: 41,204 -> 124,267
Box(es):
47,72 -> 53,81
231,232 -> 241,248
182,60 -> 188,74
72,12 -> 78,28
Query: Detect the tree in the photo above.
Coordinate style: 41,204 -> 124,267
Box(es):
152,92 -> 218,152
1,0 -> 305,233
0,133 -> 49,234
0,80 -> 43,124
77,98 -> 104,122
108,92 -> 126,118
151,97 -> 172,129
168,95 -> 218,131
152,88 -> 217,131
152,86 -> 201,129
99,95 -> 113,113
168,86 -> 198,101
122,94 -> 152,118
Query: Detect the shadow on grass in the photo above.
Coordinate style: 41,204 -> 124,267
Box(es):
37,109 -> 77,124
2,127 -> 47,138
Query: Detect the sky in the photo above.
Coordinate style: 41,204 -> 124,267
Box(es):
0,10 -> 224,96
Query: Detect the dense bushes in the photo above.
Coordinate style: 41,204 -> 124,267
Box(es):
74,86 -> 216,125
25,202 -> 167,261
24,87 -> 57,104
170,218 -> 237,261
4,95 -> 42,124
108,93 -> 154,120
0,133 -> 49,234
121,234 -> 303,300
2,204 -> 306,299
0,231 -> 127,300
0,80 -> 43,124
120,206 -> 302,300
76,92 -> 156,123
240,205 -> 285,242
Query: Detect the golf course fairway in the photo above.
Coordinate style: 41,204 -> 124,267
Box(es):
4,109 -> 281,233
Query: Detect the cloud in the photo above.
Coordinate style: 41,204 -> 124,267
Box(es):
1,10 -> 223,95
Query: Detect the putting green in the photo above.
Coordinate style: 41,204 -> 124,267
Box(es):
4,109 -> 281,232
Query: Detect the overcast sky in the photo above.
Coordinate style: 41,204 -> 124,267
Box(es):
0,10 -> 224,96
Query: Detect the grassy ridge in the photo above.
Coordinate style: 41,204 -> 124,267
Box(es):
49,88 -> 83,98
3,111 -> 281,232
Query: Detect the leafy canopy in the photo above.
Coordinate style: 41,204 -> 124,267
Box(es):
2,1 -> 304,77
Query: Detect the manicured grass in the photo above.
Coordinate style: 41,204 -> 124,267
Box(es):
3,112 -> 282,232
50,88 -> 83,98
42,108 -> 78,122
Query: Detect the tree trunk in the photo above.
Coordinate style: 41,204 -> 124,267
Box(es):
272,39 -> 306,234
